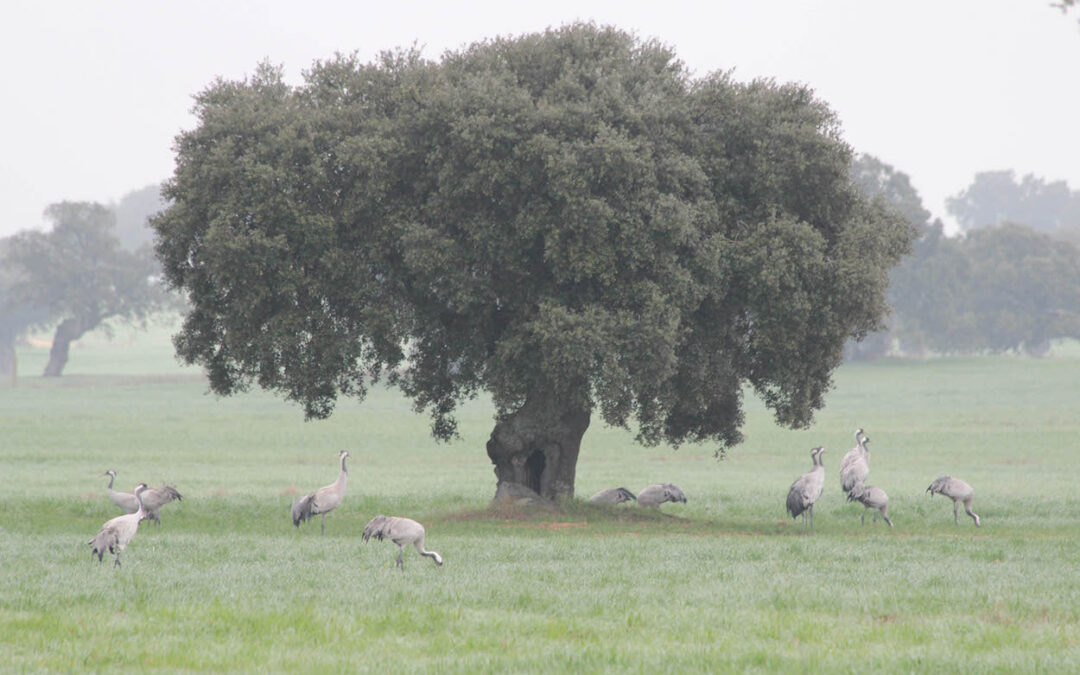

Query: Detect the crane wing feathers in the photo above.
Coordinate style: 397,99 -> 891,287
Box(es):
292,494 -> 316,526
142,485 -> 183,509
362,515 -> 392,542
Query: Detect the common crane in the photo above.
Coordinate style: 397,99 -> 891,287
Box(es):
589,487 -> 637,504
362,515 -> 443,570
840,429 -> 870,494
103,470 -> 182,524
89,483 -> 148,567
787,447 -> 825,532
926,475 -> 980,526
291,450 -> 349,535
846,482 -> 893,527
637,484 -> 687,508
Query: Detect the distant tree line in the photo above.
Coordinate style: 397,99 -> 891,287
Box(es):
0,185 -> 172,380
848,156 -> 1080,359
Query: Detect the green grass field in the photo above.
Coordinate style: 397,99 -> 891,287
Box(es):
2,324 -> 1079,672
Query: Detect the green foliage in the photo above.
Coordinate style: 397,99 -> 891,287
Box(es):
4,202 -> 168,333
850,157 -> 1080,357
114,183 -> 167,251
156,25 -> 912,458
152,23 -> 911,453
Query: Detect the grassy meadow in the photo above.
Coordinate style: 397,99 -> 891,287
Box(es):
2,323 -> 1080,672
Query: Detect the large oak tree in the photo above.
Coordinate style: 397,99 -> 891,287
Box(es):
153,25 -> 913,500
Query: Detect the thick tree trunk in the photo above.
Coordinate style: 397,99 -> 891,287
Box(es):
486,388 -> 591,502
43,317 -> 89,377
0,338 -> 15,386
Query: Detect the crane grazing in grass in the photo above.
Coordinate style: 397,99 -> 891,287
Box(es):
926,475 -> 980,526
292,451 -> 350,535
839,429 -> 870,495
89,483 -> 148,567
787,447 -> 825,532
636,484 -> 687,509
847,482 -> 893,527
589,487 -> 637,505
362,515 -> 443,570
103,470 -> 183,524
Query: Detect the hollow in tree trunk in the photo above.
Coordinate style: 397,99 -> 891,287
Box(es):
43,317 -> 90,377
486,388 -> 591,502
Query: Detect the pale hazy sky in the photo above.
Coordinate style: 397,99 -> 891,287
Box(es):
2,0 -> 1078,239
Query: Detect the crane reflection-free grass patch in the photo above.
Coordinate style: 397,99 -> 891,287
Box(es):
3,336 -> 1080,671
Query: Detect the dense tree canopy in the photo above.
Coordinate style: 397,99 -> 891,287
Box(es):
4,202 -> 169,376
154,25 -> 913,499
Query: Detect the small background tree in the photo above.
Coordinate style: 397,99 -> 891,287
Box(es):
4,201 -> 171,377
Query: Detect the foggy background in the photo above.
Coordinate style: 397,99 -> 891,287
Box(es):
1,0 -> 1078,239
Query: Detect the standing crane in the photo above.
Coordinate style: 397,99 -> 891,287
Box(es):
589,487 -> 637,504
926,475 -> 980,526
636,484 -> 687,508
787,446 -> 825,532
291,450 -> 349,535
103,470 -> 183,524
846,482 -> 894,527
840,429 -> 870,494
89,483 -> 148,567
362,515 -> 443,570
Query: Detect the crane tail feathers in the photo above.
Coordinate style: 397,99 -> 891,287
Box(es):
362,515 -> 391,543
292,494 -> 315,526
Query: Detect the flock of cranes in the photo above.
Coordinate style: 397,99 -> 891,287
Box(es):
587,483 -> 688,507
89,429 -> 982,567
88,455 -> 443,571
785,427 -> 981,532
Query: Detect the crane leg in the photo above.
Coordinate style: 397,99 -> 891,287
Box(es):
396,550 -> 405,571
953,501 -> 959,524
808,505 -> 814,533
861,511 -> 866,525
321,513 -> 326,536
965,500 -> 980,526
114,554 -> 122,568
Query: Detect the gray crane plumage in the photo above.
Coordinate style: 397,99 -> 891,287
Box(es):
362,515 -> 443,570
104,470 -> 139,513
636,483 -> 687,508
926,475 -> 980,526
291,450 -> 349,535
89,483 -> 148,567
839,429 -> 870,494
787,447 -> 825,531
846,482 -> 893,527
104,470 -> 183,524
589,487 -> 637,504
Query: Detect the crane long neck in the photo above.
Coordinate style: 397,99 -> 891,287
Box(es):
106,473 -> 115,489
134,488 -> 146,516
334,459 -> 348,489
